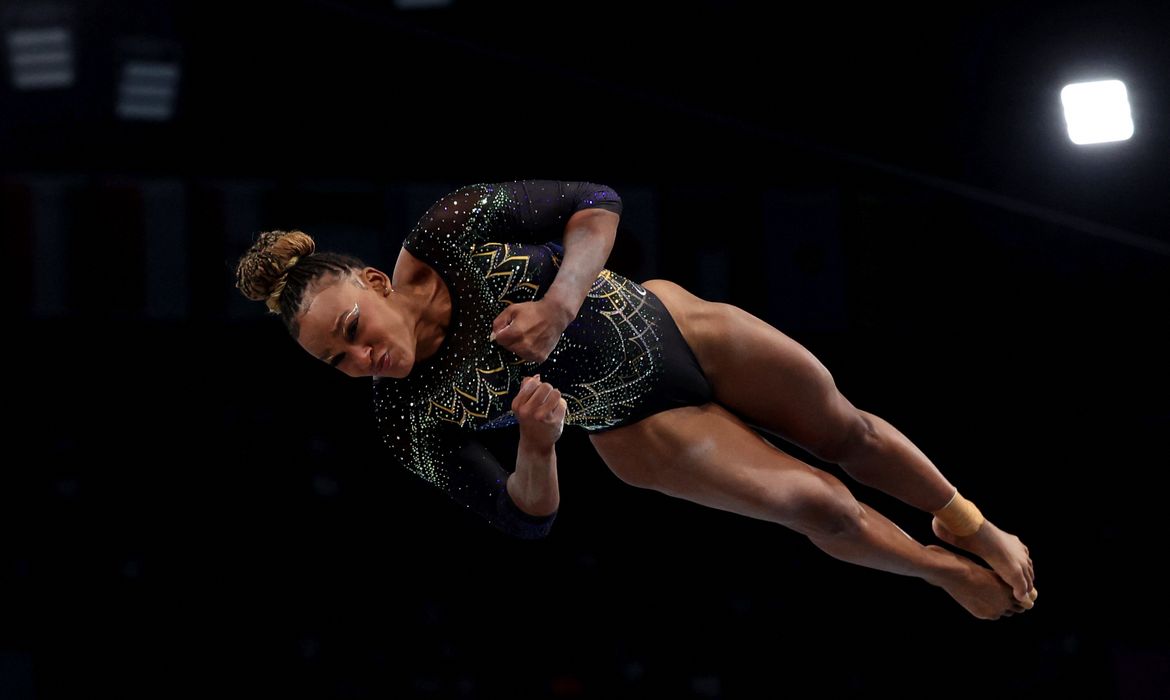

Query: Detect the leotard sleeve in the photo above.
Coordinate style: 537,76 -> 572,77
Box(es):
403,180 -> 622,255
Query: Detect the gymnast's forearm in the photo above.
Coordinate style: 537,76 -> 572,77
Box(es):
543,208 -> 619,320
507,437 -> 561,517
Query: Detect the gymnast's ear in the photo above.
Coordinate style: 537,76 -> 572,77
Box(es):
357,266 -> 393,295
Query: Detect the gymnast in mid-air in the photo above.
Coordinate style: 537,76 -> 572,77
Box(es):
235,179 -> 1036,620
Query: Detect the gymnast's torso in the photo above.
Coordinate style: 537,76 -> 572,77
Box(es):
371,180 -> 712,538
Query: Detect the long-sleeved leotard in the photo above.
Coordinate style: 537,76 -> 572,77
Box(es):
373,180 -> 712,539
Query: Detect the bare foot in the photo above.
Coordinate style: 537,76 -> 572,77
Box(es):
933,516 -> 1036,604
924,545 -> 1029,620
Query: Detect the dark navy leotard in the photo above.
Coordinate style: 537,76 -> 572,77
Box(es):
372,180 -> 712,539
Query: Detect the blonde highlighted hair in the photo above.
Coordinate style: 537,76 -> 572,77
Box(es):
234,229 -> 368,336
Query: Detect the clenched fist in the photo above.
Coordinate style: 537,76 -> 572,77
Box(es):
490,299 -> 573,364
512,374 -> 568,447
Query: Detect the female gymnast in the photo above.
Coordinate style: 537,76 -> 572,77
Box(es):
234,180 -> 1036,620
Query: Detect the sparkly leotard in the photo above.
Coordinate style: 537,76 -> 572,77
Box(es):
373,180 -> 713,539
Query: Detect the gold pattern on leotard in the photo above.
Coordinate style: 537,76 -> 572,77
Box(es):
371,181 -> 663,494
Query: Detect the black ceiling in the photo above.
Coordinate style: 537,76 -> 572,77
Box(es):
3,0 -> 1167,239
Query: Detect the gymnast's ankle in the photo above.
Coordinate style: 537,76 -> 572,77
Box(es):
931,489 -> 984,537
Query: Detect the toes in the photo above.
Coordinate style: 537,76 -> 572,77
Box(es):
1016,588 -> 1038,610
1011,589 -> 1038,614
1015,575 -> 1037,603
1013,578 -> 1032,603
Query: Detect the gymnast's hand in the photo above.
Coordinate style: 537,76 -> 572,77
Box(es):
512,374 -> 568,447
489,299 -> 572,364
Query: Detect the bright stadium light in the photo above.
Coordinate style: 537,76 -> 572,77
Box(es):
1060,79 -> 1134,145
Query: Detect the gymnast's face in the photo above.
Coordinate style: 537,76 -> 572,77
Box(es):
295,268 -> 417,379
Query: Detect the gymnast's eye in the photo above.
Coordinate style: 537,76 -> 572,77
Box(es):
347,315 -> 358,341
329,306 -> 359,368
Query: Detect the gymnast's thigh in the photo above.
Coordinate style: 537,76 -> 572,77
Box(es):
587,402 -> 854,531
641,278 -> 866,462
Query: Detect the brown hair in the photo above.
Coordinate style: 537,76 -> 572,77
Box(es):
234,230 -> 368,337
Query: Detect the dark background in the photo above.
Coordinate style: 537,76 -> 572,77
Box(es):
2,1 -> 1168,698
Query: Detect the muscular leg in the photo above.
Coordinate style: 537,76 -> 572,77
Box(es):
589,403 -> 1027,620
640,280 -> 1035,603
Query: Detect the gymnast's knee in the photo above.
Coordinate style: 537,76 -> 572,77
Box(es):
785,474 -> 864,538
811,408 -> 879,465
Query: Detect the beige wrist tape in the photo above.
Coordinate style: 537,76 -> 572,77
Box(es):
933,490 -> 985,536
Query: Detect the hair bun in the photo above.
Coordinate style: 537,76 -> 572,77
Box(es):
234,230 -> 316,306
